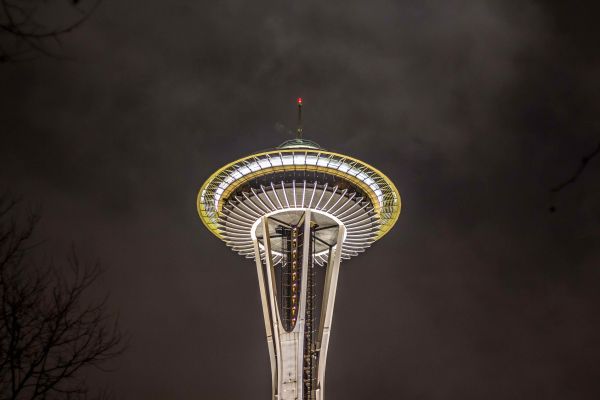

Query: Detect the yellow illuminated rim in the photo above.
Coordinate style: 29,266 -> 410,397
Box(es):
197,149 -> 401,241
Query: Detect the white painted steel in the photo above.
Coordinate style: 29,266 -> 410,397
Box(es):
254,212 -> 345,400
220,181 -> 377,264
315,225 -> 345,400
253,238 -> 277,395
261,218 -> 285,398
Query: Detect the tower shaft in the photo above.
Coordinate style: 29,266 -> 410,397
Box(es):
253,211 -> 345,400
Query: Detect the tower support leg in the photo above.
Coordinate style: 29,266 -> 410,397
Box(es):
315,225 -> 345,400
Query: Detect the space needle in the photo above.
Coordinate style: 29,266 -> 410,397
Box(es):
197,99 -> 401,399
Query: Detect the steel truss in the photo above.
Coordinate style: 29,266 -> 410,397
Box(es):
252,210 -> 345,400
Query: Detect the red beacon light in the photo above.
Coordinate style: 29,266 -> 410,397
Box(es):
297,97 -> 303,105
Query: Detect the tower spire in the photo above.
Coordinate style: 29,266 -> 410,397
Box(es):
296,97 -> 303,139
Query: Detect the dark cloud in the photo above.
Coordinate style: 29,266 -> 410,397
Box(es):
1,0 -> 600,398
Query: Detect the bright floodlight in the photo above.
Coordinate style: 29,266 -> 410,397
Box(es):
196,103 -> 401,400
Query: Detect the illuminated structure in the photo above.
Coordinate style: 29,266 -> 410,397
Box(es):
197,99 -> 401,399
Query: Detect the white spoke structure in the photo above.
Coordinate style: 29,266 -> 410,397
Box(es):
197,138 -> 401,400
221,180 -> 377,265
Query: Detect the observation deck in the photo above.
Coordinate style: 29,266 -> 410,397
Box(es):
197,139 -> 401,264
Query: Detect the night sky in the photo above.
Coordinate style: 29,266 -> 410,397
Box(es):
2,1 -> 600,399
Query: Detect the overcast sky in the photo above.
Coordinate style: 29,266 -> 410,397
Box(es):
1,0 -> 600,399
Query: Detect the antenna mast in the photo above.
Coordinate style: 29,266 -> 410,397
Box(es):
296,97 -> 303,139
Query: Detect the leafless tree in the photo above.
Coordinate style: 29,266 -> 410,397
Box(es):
0,0 -> 100,62
0,195 -> 124,399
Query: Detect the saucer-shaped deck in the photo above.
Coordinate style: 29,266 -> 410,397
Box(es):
197,146 -> 401,263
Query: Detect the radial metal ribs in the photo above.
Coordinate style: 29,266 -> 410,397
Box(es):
219,180 -> 378,265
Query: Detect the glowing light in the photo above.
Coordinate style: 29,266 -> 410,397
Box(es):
297,97 -> 303,105
210,152 -> 387,211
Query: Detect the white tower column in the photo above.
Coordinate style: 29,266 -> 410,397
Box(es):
253,212 -> 345,400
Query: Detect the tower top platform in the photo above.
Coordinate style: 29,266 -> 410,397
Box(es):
197,141 -> 401,259
277,138 -> 323,150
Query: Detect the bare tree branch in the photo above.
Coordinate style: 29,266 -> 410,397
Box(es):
0,0 -> 101,63
0,195 -> 125,399
551,140 -> 600,193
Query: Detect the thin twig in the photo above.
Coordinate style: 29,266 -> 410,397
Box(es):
551,141 -> 600,192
